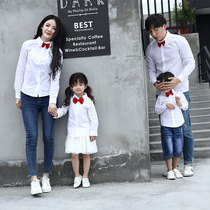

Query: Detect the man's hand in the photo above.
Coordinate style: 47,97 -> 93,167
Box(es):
90,136 -> 96,141
163,77 -> 181,92
154,80 -> 164,91
15,98 -> 21,110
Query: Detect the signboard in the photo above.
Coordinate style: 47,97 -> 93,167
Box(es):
57,0 -> 111,59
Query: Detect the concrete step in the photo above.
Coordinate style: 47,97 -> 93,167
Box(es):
149,107 -> 210,119
148,83 -> 210,161
150,147 -> 210,161
150,138 -> 210,150
148,100 -> 210,112
149,122 -> 210,134
149,114 -> 210,126
150,129 -> 210,142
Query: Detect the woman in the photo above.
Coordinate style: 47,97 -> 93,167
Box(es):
14,15 -> 64,195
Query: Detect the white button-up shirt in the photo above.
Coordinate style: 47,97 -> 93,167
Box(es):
155,90 -> 188,127
14,37 -> 62,104
55,93 -> 99,137
146,31 -> 195,95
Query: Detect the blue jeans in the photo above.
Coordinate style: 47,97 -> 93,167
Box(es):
182,92 -> 194,166
21,93 -> 55,176
161,126 -> 184,159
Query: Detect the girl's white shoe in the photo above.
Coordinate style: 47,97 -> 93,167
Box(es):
73,175 -> 82,188
82,178 -> 90,188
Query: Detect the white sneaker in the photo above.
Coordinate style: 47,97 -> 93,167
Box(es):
82,178 -> 90,188
31,179 -> 42,195
173,168 -> 183,178
41,176 -> 51,193
73,175 -> 82,188
167,170 -> 176,180
183,165 -> 194,177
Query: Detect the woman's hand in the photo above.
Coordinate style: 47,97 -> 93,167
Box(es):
16,98 -> 21,110
48,103 -> 57,115
90,136 -> 96,141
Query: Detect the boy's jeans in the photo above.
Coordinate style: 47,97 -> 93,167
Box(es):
161,126 -> 184,159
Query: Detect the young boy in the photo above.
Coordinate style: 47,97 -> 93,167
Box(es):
155,72 -> 188,180
145,14 -> 195,176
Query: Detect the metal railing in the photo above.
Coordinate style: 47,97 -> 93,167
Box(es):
198,46 -> 210,84
140,0 -> 195,34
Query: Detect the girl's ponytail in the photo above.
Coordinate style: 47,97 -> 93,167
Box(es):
85,85 -> 94,103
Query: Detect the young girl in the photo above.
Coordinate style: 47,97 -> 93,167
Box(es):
155,72 -> 188,180
14,15 -> 63,195
52,72 -> 99,188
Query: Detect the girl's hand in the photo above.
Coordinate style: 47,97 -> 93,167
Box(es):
166,103 -> 175,110
51,108 -> 58,117
90,136 -> 96,141
48,103 -> 57,115
16,98 -> 21,110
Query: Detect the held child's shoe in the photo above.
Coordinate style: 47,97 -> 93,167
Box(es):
173,168 -> 183,178
73,175 -> 82,188
183,165 -> 194,177
167,170 -> 176,180
82,178 -> 90,188
31,179 -> 42,195
41,176 -> 52,193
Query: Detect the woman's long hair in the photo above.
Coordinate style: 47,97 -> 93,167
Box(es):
64,72 -> 94,106
34,15 -> 64,79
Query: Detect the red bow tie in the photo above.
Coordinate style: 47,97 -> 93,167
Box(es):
73,97 -> 84,104
158,40 -> 165,48
165,90 -> 173,97
42,42 -> 50,49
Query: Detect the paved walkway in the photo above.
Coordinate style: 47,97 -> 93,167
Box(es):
0,158 -> 210,210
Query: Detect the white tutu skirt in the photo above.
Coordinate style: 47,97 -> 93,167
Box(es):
65,135 -> 98,154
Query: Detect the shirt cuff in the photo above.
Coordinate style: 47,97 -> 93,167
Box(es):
49,97 -> 57,104
90,132 -> 98,136
16,92 -> 21,99
177,75 -> 184,83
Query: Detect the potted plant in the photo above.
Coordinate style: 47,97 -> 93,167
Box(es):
172,0 -> 195,34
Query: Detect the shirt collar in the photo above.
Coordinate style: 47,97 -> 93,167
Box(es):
157,30 -> 171,44
37,36 -> 52,47
73,92 -> 87,99
161,89 -> 174,96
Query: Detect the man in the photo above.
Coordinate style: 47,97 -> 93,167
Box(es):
145,14 -> 195,177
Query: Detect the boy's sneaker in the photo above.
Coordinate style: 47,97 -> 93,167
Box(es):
41,176 -> 51,193
31,179 -> 42,195
82,178 -> 90,188
73,175 -> 82,188
167,170 -> 176,180
173,168 -> 183,178
183,165 -> 194,177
